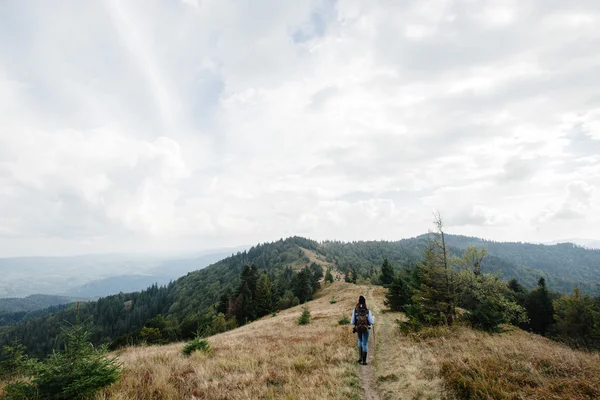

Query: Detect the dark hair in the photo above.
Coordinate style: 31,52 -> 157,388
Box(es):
357,295 -> 367,308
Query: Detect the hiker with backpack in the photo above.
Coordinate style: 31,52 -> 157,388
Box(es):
351,295 -> 374,365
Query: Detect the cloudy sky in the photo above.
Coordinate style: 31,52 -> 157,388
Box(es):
1,0 -> 599,257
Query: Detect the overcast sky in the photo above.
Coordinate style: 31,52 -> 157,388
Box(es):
1,0 -> 599,257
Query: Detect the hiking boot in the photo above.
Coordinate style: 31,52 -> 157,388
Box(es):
357,349 -> 363,363
362,351 -> 368,365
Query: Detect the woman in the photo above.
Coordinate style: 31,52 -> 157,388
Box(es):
351,295 -> 375,365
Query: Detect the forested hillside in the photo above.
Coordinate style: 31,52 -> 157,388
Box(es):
322,235 -> 600,293
0,295 -> 85,327
1,235 -> 599,359
63,275 -> 171,298
444,235 -> 600,292
0,237 -> 321,358
0,295 -> 81,314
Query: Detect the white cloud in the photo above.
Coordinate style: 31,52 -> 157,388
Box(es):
0,0 -> 599,256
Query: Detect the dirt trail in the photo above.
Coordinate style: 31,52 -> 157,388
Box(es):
358,286 -> 381,400
367,286 -> 448,400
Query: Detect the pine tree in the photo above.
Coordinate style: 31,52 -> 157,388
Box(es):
380,258 -> 394,286
216,288 -> 232,315
309,263 -> 323,290
232,281 -> 255,324
553,288 -> 599,347
525,277 -> 554,335
351,267 -> 358,284
4,313 -> 122,399
292,269 -> 313,303
385,274 -> 412,311
237,264 -> 259,299
411,214 -> 455,325
297,306 -> 311,325
255,273 -> 273,317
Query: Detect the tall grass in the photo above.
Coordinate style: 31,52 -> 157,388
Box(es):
375,289 -> 600,400
437,327 -> 600,399
93,283 -> 362,400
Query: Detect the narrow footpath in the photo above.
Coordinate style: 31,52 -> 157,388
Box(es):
359,286 -> 381,400
363,285 -> 447,400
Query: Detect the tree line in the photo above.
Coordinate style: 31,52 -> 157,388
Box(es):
2,233 -> 600,360
383,215 -> 600,350
0,236 -> 325,359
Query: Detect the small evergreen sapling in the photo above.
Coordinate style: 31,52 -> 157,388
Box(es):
182,338 -> 211,357
297,306 -> 311,325
4,319 -> 122,400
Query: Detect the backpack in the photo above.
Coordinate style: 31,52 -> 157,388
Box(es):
355,305 -> 369,333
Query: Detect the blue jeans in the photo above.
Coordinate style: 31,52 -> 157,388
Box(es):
357,330 -> 369,353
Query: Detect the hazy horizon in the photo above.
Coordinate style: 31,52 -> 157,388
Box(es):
1,1 -> 599,257
0,233 -> 598,259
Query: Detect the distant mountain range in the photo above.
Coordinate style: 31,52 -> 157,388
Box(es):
2,235 -> 600,359
0,294 -> 87,314
544,238 -> 600,249
0,248 -> 245,299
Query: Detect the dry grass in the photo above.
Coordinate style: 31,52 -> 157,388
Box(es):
434,326 -> 600,399
4,283 -> 600,400
95,282 -> 363,400
375,302 -> 600,400
300,248 -> 334,269
370,288 -> 448,400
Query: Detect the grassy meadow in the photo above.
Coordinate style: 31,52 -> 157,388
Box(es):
96,282 -> 362,400
372,289 -> 600,400
2,282 -> 600,399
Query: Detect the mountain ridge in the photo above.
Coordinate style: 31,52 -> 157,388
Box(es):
1,234 -> 599,359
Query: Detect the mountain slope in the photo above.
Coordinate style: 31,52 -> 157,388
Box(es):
368,284 -> 600,400
2,235 -> 600,359
54,282 -> 600,400
95,282 -> 362,400
64,275 -> 171,298
442,235 -> 600,292
0,250 -> 237,299
321,235 -> 600,292
0,237 -> 317,358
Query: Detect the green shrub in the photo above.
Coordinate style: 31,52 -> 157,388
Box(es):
0,340 -> 30,379
3,381 -> 38,400
467,300 -> 505,332
329,296 -> 337,304
338,315 -> 350,325
182,338 -> 211,357
139,326 -> 164,345
3,323 -> 122,400
325,268 -> 334,283
455,270 -> 527,332
298,306 -> 311,325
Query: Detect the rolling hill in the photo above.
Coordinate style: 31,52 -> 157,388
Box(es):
1,235 -> 599,360
0,249 -> 237,299
0,294 -> 83,314
4,282 -> 596,399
